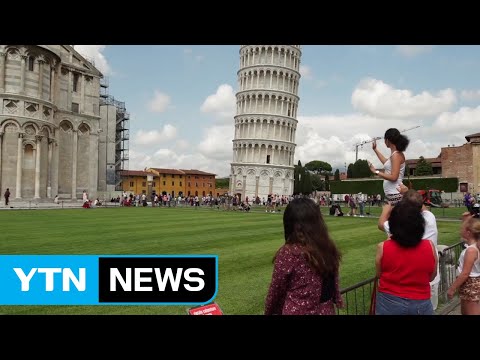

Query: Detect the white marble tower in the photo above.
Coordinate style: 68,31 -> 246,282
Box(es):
230,45 -> 301,200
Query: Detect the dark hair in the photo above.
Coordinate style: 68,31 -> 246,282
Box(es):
389,202 -> 425,248
280,197 -> 341,275
384,128 -> 410,152
401,189 -> 423,209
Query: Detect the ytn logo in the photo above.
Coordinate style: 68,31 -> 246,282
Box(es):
13,268 -> 86,291
0,255 -> 218,305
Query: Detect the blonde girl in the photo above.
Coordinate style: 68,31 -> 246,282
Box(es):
447,216 -> 480,315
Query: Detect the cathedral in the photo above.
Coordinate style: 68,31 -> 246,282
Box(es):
0,45 -> 128,201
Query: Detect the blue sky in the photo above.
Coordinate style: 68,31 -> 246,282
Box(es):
74,45 -> 480,177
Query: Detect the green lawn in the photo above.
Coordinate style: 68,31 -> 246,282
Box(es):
0,206 -> 462,315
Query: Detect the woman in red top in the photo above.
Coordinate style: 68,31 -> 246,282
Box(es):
375,202 -> 438,315
265,197 -> 343,315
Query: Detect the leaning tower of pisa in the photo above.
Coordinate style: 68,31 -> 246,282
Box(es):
229,45 -> 302,201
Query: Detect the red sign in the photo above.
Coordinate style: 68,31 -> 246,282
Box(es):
188,303 -> 223,315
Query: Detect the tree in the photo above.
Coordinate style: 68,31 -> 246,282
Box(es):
347,163 -> 354,179
416,156 -> 433,176
352,159 -> 372,178
305,160 -> 332,175
302,170 -> 313,195
334,169 -> 340,181
215,178 -> 229,188
311,174 -> 323,191
324,174 -> 330,191
294,160 -> 302,194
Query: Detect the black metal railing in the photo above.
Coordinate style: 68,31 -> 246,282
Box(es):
438,241 -> 464,304
336,241 -> 464,315
336,276 -> 376,315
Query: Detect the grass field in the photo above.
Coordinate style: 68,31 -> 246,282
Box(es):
0,206 -> 463,315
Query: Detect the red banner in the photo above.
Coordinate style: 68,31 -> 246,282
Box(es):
188,303 -> 223,315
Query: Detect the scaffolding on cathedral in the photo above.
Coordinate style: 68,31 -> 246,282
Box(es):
99,76 -> 129,190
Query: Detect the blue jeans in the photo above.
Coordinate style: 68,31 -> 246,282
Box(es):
376,291 -> 433,315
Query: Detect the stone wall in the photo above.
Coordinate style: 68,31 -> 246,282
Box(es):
440,143 -> 480,193
0,45 -> 114,200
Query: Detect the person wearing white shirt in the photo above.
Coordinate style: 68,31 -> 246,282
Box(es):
369,128 -> 410,206
447,215 -> 480,315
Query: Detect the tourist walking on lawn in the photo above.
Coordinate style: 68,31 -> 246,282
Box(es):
265,197 -> 343,315
447,215 -> 480,315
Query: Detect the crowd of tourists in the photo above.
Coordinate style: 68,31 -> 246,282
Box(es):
265,127 -> 480,316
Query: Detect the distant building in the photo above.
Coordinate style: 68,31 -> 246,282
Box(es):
147,168 -> 186,197
120,168 -> 216,197
181,169 -> 215,197
329,172 -> 347,181
404,132 -> 480,193
118,170 -> 154,195
441,132 -> 480,194
216,188 -> 229,197
405,157 -> 442,176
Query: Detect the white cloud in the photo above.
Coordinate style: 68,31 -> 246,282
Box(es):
175,139 -> 190,151
129,109 -> 469,180
295,114 -> 423,170
432,106 -> 480,136
183,48 -> 193,54
129,148 -> 228,177
200,84 -> 236,122
460,90 -> 480,102
351,78 -> 456,119
130,79 -> 473,183
148,91 -> 171,113
133,124 -> 177,146
195,55 -> 205,62
128,149 -> 152,171
293,107 -> 479,173
300,65 -> 313,80
396,45 -> 435,57
295,134 -> 348,167
197,125 -> 234,161
128,125 -> 233,177
406,139 -> 439,160
73,45 -> 111,75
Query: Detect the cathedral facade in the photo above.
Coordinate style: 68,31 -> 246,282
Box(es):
0,45 -> 123,201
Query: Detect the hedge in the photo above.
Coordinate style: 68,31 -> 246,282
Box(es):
330,177 -> 459,194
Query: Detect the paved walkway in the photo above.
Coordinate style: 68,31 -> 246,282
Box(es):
446,305 -> 462,315
0,200 -> 122,210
